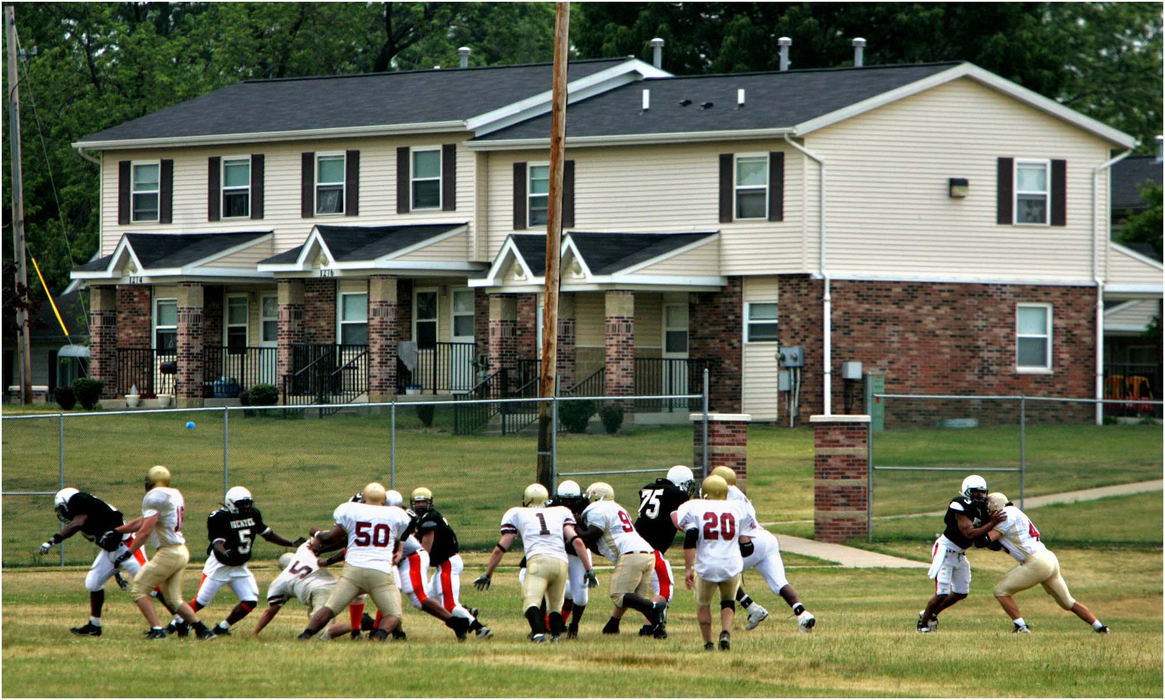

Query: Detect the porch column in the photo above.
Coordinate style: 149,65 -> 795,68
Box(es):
277,279 -> 305,401
303,279 -> 336,344
691,412 -> 750,488
812,414 -> 870,543
176,282 -> 205,408
488,295 -> 518,380
604,290 -> 635,398
88,287 -> 119,399
117,285 -> 151,398
368,275 -> 399,403
557,293 -> 576,390
689,277 -> 742,413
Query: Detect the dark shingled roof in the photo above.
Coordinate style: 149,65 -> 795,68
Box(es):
511,234 -> 548,277
507,231 -> 716,277
261,223 -> 468,264
82,59 -> 631,143
476,62 -> 961,140
1112,155 -> 1163,212
75,254 -> 114,272
125,232 -> 270,268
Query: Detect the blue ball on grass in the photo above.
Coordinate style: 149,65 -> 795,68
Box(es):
185,421 -> 196,430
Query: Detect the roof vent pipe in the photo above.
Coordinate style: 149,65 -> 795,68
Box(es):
1156,135 -> 1163,163
642,88 -> 650,112
458,46 -> 470,69
737,88 -> 746,108
852,37 -> 866,67
778,37 -> 792,71
650,38 -> 665,69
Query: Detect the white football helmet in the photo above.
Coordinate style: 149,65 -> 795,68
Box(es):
53,487 -> 80,521
386,489 -> 404,507
986,492 -> 1009,514
556,480 -> 582,499
665,465 -> 695,495
961,475 -> 988,502
523,483 -> 549,507
225,486 -> 253,513
585,481 -> 615,503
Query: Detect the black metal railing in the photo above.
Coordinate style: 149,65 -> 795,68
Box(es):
1104,362 -> 1162,418
204,346 -> 278,394
452,368 -> 508,435
282,344 -> 369,414
397,342 -> 477,395
514,358 -> 540,394
565,367 -> 604,397
501,375 -> 541,434
634,358 -> 713,412
116,347 -> 177,396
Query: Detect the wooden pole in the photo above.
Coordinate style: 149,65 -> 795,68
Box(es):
536,2 -> 569,487
6,6 -> 32,404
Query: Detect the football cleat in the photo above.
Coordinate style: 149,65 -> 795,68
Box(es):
213,625 -> 231,637
797,611 -> 816,633
1095,625 -> 1110,634
447,616 -> 470,641
360,613 -> 375,632
145,627 -> 168,640
916,624 -> 933,634
349,629 -> 362,640
653,623 -> 668,639
368,629 -> 389,642
1013,623 -> 1031,634
718,631 -> 731,650
704,641 -> 715,651
297,630 -> 316,641
475,625 -> 494,639
745,604 -> 770,630
195,626 -> 216,640
166,620 -> 190,638
638,623 -> 654,636
529,632 -> 548,644
566,626 -> 578,639
651,601 -> 668,626
391,628 -> 408,641
601,619 -> 620,634
550,635 -> 561,643
70,623 -> 102,637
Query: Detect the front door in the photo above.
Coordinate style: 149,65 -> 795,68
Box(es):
662,303 -> 690,410
258,293 -> 278,385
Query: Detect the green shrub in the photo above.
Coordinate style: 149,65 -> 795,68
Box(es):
248,383 -> 279,406
71,378 -> 104,410
559,399 -> 595,433
54,387 -> 76,411
416,403 -> 435,427
599,403 -> 624,434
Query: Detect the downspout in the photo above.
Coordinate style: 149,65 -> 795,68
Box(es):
75,145 -> 100,165
785,133 -> 831,415
75,145 -> 101,338
1091,147 -> 1134,425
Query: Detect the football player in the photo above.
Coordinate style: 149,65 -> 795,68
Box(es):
113,465 -> 215,639
474,483 -> 596,643
39,487 -> 176,636
172,486 -> 301,637
251,541 -> 360,640
634,465 -> 695,633
983,492 -> 1109,634
578,482 -> 668,638
710,466 -> 816,633
916,474 -> 1005,633
674,475 -> 755,651
548,480 -> 591,638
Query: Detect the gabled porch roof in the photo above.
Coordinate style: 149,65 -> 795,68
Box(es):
71,231 -> 275,283
471,231 -> 725,293
257,223 -> 486,277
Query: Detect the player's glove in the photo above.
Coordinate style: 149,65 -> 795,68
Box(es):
291,537 -> 307,548
584,569 -> 599,588
112,550 -> 132,567
473,573 -> 492,591
114,570 -> 130,590
38,541 -> 55,555
97,530 -> 123,551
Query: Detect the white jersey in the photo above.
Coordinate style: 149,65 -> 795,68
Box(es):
141,487 -> 186,547
401,534 -> 423,556
582,500 -> 653,564
992,505 -> 1048,564
500,505 -> 576,563
675,499 -> 756,581
266,542 -> 336,605
332,501 -> 412,574
727,485 -> 761,537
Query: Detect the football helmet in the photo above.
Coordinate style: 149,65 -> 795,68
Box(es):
411,487 -> 433,514
386,490 -> 404,508
362,482 -> 387,505
701,475 -> 729,500
986,492 -> 1009,514
710,466 -> 737,486
145,465 -> 171,489
53,487 -> 79,521
277,552 -> 294,570
350,491 -> 364,503
585,482 -> 615,503
225,486 -> 253,514
961,475 -> 988,502
523,483 -> 549,507
665,465 -> 696,495
557,480 -> 582,498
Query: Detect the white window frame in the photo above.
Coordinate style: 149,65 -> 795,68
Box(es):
337,291 -> 368,345
315,152 -> 346,215
744,301 -> 778,344
221,156 -> 251,219
131,160 -> 161,223
450,288 -> 474,343
734,153 -> 768,221
662,303 -> 689,358
535,294 -> 545,359
414,287 -> 439,349
528,162 -> 550,228
224,294 -> 249,351
153,297 -> 178,352
259,293 -> 278,346
1015,302 -> 1053,373
411,147 -> 442,210
1013,159 -> 1050,226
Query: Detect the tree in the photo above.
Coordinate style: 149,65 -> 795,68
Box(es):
1117,182 -> 1163,260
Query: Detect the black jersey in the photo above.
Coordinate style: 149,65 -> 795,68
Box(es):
65,492 -> 125,541
634,478 -> 690,552
414,508 -> 459,567
548,495 -> 588,558
206,506 -> 269,566
942,496 -> 988,549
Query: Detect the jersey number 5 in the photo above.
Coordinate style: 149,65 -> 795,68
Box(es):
702,512 -> 736,541
236,528 -> 253,555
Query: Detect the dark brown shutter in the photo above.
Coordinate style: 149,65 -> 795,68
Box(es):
159,159 -> 173,224
562,159 -> 575,228
301,152 -> 314,218
768,151 -> 784,222
250,154 -> 264,220
441,144 -> 456,211
719,153 -> 733,223
1050,159 -> 1066,226
396,146 -> 410,213
997,157 -> 1013,225
118,161 -> 131,224
207,156 -> 221,222
345,150 -> 360,216
513,162 -> 527,230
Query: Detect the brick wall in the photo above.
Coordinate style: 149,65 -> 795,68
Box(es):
489,295 -> 518,378
812,416 -> 869,543
202,285 -> 224,348
474,288 -> 490,361
116,285 -> 151,348
558,314 -> 577,389
516,293 -> 539,361
398,279 -> 413,342
690,277 -> 743,412
176,283 -> 204,406
277,280 -> 305,397
367,276 -> 399,402
692,414 -> 750,490
303,279 -> 336,344
89,287 -> 119,398
604,290 -> 635,397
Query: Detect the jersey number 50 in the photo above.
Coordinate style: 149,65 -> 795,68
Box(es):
702,512 -> 736,540
353,521 -> 392,547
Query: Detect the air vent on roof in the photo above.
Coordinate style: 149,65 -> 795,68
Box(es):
679,98 -> 692,107
458,47 -> 471,69
700,101 -> 714,110
650,38 -> 665,69
852,38 -> 866,67
642,88 -> 650,112
737,89 -> 745,109
778,37 -> 792,71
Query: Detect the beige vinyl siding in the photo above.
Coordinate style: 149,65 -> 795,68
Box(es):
631,240 -> 720,277
211,240 -> 276,269
1106,244 -> 1163,286
806,78 -> 1114,282
393,229 -> 471,262
1105,300 -> 1160,333
575,292 -> 605,346
99,135 -> 478,257
635,293 -> 663,350
483,144 -> 805,275
741,277 -> 780,421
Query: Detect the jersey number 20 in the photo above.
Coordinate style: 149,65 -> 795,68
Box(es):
702,512 -> 735,540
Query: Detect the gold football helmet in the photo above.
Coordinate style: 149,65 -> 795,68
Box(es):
702,475 -> 729,500
361,482 -> 387,505
585,481 -> 615,503
523,483 -> 549,507
145,465 -> 171,489
710,466 -> 737,486
986,492 -> 1009,514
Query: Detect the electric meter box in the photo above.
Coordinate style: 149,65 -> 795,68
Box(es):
779,346 -> 804,368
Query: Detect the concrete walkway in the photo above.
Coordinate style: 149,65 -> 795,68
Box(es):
772,479 -> 1162,569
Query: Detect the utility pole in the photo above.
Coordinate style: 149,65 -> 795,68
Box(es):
536,2 -> 569,487
6,6 -> 32,404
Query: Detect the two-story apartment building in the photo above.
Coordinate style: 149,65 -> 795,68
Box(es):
70,53 -> 1162,425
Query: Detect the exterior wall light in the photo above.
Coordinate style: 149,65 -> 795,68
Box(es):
948,178 -> 969,198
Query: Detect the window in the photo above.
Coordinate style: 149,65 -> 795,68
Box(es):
316,154 -> 345,214
735,155 -> 768,220
1015,160 -> 1049,225
222,158 -> 251,218
154,298 -> 178,352
339,293 -> 368,345
226,296 -> 248,352
412,148 -> 441,210
260,294 -> 278,344
415,289 -> 438,349
744,302 -> 778,342
1016,304 -> 1052,371
664,304 -> 689,355
132,162 -> 160,222
528,164 -> 549,226
451,289 -> 474,341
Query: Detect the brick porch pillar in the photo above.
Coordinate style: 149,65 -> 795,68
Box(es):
604,290 -> 634,398
489,295 -> 518,381
277,280 -> 305,401
691,412 -> 750,489
304,279 -> 336,344
117,285 -> 151,397
176,283 -> 205,408
88,287 -> 119,399
811,414 -> 870,543
557,293 -> 576,390
368,275 -> 399,403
